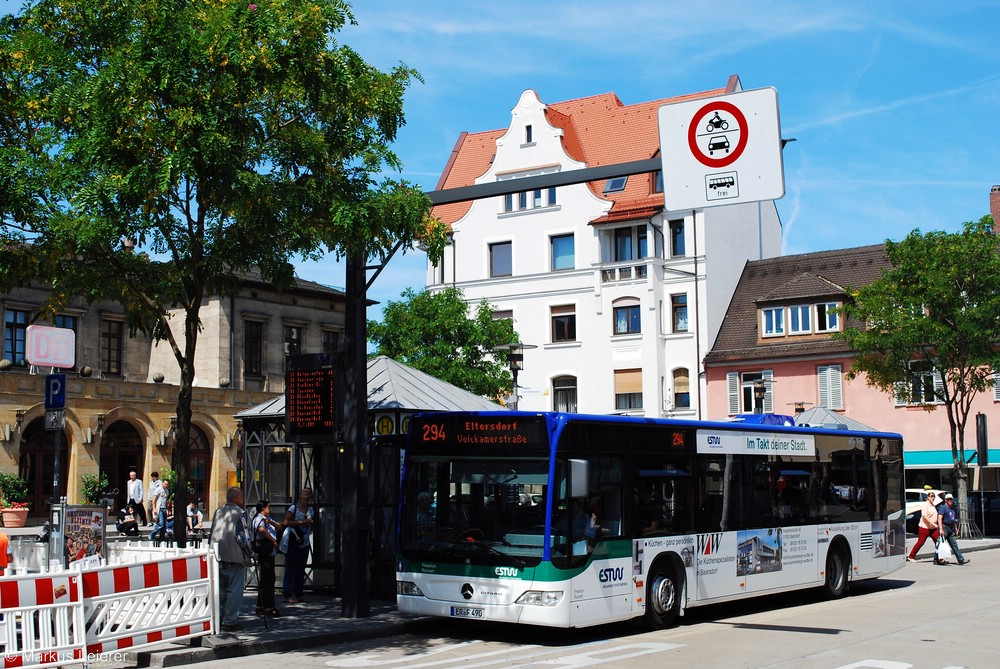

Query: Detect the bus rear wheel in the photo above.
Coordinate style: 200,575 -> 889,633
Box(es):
645,565 -> 680,629
823,545 -> 849,599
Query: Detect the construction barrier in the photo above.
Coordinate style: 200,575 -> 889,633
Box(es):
0,551 -> 215,669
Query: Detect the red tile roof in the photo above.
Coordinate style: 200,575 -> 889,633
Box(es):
431,87 -> 726,226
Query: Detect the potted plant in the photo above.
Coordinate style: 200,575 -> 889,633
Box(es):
0,472 -> 30,527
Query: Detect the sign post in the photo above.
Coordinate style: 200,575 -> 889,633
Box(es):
658,87 -> 785,211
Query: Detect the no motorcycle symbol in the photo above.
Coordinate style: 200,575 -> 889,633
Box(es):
688,101 -> 748,168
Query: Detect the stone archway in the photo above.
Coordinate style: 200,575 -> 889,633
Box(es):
18,417 -> 69,517
98,421 -> 145,511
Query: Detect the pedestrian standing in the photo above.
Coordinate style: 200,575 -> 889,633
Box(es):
146,472 -> 162,528
282,487 -> 314,603
938,493 -> 970,566
0,530 -> 12,576
126,471 -> 147,525
210,486 -> 252,633
149,479 -> 170,545
907,490 -> 941,562
252,499 -> 282,617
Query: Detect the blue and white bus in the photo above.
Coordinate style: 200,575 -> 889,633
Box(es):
396,411 -> 906,628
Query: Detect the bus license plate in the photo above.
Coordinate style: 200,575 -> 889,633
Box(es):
450,606 -> 484,618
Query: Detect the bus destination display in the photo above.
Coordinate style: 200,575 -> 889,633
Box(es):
415,415 -> 545,447
286,368 -> 336,436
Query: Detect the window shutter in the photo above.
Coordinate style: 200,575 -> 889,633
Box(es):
933,368 -> 944,404
894,381 -> 906,406
994,369 -> 1000,402
727,372 -> 740,415
818,365 -> 843,410
762,369 -> 774,413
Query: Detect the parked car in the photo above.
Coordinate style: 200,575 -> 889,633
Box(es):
904,488 -> 946,534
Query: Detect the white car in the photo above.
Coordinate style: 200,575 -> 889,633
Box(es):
905,488 -> 946,534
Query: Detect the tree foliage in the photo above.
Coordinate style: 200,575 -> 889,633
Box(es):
0,0 -> 448,543
835,216 -> 1000,527
368,287 -> 518,399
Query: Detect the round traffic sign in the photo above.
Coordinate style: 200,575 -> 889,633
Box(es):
687,101 -> 749,168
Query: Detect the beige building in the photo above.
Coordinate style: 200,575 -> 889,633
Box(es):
1,271 -> 346,517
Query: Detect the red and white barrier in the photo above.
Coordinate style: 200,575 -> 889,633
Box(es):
0,551 -> 214,668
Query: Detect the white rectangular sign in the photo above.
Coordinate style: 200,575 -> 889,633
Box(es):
696,430 -> 815,457
658,87 -> 785,211
25,324 -> 76,368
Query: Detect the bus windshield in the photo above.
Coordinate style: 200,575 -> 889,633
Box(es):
399,455 -> 551,567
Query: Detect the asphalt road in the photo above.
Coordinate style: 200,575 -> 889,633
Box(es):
189,551 -> 997,669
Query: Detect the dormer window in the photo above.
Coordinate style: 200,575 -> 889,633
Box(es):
604,176 -> 628,193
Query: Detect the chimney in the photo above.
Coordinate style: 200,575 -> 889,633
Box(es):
992,185 -> 1000,232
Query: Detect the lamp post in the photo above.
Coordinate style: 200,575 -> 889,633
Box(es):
493,343 -> 537,411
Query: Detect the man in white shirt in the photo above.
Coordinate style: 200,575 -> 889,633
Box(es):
126,471 -> 147,525
146,472 -> 162,528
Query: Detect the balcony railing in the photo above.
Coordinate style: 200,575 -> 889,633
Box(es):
601,263 -> 647,283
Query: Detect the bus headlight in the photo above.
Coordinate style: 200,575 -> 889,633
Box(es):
397,581 -> 424,597
516,590 -> 563,607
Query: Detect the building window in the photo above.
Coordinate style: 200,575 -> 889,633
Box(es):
489,241 -> 512,277
492,309 -> 513,321
604,176 -> 628,193
789,305 -> 811,334
518,192 -> 527,210
818,364 -> 843,410
532,189 -> 543,208
284,325 -> 302,357
896,361 -> 941,405
548,187 -> 557,206
653,170 -> 663,194
3,308 -> 29,368
727,370 -> 773,414
762,307 -> 784,337
671,294 -> 688,332
100,319 -> 124,376
53,315 -> 77,371
614,369 -> 643,411
245,320 -> 264,375
638,227 -> 648,259
503,193 -> 513,212
673,368 -> 691,409
614,227 -> 633,262
551,305 -> 576,343
816,302 -> 840,332
525,124 -> 533,144
551,234 -> 574,271
322,330 -> 340,358
613,299 -> 641,335
669,220 -> 685,257
553,376 -> 578,413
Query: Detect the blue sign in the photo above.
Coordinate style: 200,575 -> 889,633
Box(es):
45,373 -> 67,410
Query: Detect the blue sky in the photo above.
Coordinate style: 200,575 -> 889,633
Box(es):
4,1 -> 1000,321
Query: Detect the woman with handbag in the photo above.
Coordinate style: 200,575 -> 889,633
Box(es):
252,499 -> 283,617
907,491 -> 941,563
283,488 -> 315,603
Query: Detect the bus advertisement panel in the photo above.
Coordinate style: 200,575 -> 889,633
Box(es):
397,411 -> 905,629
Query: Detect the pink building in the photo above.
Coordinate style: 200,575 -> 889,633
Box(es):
704,243 -> 999,498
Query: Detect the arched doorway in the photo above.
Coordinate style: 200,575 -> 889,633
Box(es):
176,425 -> 212,506
18,418 -> 69,517
98,421 -> 145,511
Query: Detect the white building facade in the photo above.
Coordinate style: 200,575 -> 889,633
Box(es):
427,76 -> 782,418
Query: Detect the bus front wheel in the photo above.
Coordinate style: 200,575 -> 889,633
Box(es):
823,545 -> 849,599
645,565 -> 680,629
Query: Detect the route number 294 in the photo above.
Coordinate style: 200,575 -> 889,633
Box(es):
422,423 -> 447,442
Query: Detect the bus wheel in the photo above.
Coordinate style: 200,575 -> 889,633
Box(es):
646,565 -> 680,629
823,545 -> 849,599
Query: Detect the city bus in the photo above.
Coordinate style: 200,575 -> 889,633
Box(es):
396,411 -> 906,629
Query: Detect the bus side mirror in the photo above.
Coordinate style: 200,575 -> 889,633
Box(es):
569,459 -> 590,498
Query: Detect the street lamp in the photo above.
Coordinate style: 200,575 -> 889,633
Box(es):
493,343 -> 537,411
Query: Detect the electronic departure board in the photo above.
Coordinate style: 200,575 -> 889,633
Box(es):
286,354 -> 337,437
411,414 -> 547,449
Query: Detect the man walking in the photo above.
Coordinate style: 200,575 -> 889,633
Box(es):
126,471 -> 147,525
149,479 -> 170,545
146,472 -> 162,528
210,486 -> 252,633
938,493 -> 970,566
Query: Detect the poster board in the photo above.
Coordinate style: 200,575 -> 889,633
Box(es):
64,505 -> 107,566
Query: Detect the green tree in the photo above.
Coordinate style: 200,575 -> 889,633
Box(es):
0,0 -> 447,544
835,217 -> 1000,534
368,287 -> 518,399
